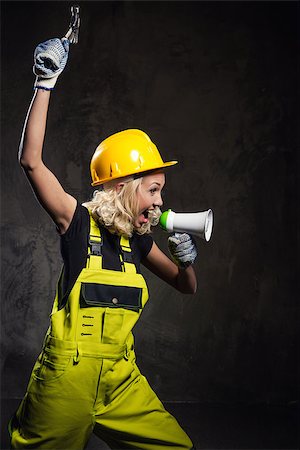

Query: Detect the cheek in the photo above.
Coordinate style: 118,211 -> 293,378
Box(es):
138,193 -> 151,209
135,199 -> 146,215
145,195 -> 154,207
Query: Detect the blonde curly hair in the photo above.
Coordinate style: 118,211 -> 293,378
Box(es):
83,177 -> 161,237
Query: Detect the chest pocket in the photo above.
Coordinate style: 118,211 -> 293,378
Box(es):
80,283 -> 142,311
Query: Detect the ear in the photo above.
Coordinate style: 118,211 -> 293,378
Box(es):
115,182 -> 125,194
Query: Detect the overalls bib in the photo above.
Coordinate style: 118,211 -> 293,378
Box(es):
10,215 -> 193,450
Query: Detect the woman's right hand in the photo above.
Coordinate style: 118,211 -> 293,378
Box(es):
33,38 -> 70,90
18,38 -> 76,234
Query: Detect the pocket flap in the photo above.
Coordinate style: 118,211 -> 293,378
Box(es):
80,283 -> 142,311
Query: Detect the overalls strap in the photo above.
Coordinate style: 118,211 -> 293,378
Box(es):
120,235 -> 136,274
87,212 -> 136,274
87,213 -> 103,269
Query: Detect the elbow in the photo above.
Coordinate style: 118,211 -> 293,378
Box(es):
18,140 -> 41,171
19,154 -> 27,168
191,283 -> 197,295
185,285 -> 197,295
19,157 -> 31,170
19,158 -> 31,171
18,145 -> 29,169
19,154 -> 39,171
178,281 -> 197,295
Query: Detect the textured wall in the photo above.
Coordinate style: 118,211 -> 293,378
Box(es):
1,1 -> 297,404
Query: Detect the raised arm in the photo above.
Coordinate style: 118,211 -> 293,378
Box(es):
19,39 -> 76,234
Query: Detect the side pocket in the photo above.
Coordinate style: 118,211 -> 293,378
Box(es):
32,351 -> 71,384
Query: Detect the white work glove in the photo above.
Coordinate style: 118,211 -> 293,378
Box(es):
168,233 -> 197,269
33,38 -> 69,90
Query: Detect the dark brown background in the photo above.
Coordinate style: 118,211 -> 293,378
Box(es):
1,1 -> 298,443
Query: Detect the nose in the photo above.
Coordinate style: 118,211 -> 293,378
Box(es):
154,192 -> 163,207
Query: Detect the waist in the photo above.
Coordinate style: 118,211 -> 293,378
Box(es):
44,335 -> 133,360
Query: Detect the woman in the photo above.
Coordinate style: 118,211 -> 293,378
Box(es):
10,38 -> 197,450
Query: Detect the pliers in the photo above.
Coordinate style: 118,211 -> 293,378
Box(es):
65,5 -> 80,44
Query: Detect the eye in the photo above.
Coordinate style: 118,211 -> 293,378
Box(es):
149,187 -> 158,194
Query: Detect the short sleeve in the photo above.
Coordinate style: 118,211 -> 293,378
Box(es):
61,202 -> 89,243
59,204 -> 90,307
133,233 -> 154,262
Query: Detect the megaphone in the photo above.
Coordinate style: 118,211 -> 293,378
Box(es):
159,209 -> 213,241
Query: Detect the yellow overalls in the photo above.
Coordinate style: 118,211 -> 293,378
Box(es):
10,215 -> 193,450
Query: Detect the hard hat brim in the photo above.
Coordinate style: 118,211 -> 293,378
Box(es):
91,160 -> 178,187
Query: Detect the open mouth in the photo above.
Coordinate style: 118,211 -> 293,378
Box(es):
139,209 -> 150,224
139,207 -> 161,226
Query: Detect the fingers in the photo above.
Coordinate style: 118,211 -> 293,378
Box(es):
61,37 -> 70,52
168,232 -> 198,268
169,232 -> 191,245
33,38 -> 69,79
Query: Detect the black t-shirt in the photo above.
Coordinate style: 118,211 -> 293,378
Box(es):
59,203 -> 153,308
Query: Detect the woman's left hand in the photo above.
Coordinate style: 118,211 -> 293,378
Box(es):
168,233 -> 197,269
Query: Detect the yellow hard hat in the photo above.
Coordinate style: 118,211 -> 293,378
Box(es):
90,129 -> 178,186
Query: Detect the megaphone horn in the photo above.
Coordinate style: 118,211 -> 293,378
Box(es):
159,209 -> 213,242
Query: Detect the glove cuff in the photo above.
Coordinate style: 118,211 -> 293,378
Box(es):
34,75 -> 58,90
173,258 -> 194,270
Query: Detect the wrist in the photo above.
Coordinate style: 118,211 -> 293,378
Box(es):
177,260 -> 193,269
176,265 -> 197,294
34,75 -> 59,91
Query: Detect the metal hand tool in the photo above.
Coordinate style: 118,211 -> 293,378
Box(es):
65,5 -> 80,44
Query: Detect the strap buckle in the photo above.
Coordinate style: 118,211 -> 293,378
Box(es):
122,251 -> 133,263
89,237 -> 102,256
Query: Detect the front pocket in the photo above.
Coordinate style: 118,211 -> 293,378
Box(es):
102,357 -> 139,405
32,351 -> 71,383
80,282 -> 142,311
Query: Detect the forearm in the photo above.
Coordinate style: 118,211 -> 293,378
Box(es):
176,265 -> 197,294
19,89 -> 51,169
144,241 -> 198,294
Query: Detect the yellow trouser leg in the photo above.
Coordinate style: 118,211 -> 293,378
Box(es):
93,358 -> 193,450
10,351 -> 193,450
11,393 -> 94,450
10,349 -> 102,449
